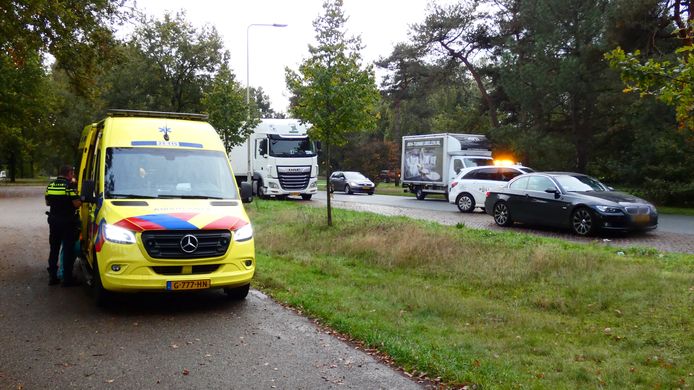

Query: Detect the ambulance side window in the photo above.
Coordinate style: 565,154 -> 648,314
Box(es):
93,151 -> 101,195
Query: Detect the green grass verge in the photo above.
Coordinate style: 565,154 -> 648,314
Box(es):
247,200 -> 694,388
657,206 -> 694,216
0,177 -> 50,186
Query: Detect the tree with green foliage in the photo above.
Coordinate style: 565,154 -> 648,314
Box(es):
0,0 -> 126,95
250,87 -> 286,119
0,0 -> 125,180
202,63 -> 259,151
285,0 -> 380,226
412,0 -> 499,129
0,53 -> 55,181
605,0 -> 693,131
128,11 -> 225,112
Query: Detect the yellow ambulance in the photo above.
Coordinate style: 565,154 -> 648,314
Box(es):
77,110 -> 255,304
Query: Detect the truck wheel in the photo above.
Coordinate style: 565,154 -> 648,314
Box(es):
224,284 -> 250,300
456,193 -> 475,213
256,181 -> 267,199
301,194 -> 312,200
415,187 -> 426,200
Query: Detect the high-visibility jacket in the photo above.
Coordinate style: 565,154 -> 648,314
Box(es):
45,177 -> 79,218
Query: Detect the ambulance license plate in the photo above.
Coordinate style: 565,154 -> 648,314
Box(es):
166,280 -> 211,291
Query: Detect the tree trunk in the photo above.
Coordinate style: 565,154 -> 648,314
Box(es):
326,140 -> 332,227
459,56 -> 500,129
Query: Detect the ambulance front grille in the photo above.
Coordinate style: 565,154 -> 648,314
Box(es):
141,230 -> 231,259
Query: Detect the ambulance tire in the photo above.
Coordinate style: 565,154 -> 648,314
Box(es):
90,256 -> 112,307
224,283 -> 250,300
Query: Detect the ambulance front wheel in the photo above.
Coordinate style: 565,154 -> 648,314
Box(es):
224,284 -> 250,300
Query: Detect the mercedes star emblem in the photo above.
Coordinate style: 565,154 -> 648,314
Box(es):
180,234 -> 199,253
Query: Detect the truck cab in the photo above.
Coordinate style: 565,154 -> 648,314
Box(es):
229,119 -> 319,200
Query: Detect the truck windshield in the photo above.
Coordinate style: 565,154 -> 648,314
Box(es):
269,136 -> 315,157
104,148 -> 238,199
464,157 -> 494,167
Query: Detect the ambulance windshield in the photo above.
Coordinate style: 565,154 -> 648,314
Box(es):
104,148 -> 238,199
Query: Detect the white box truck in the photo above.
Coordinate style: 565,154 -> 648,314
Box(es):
229,119 -> 319,200
401,133 -> 493,200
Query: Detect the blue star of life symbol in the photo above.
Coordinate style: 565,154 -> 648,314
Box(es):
159,125 -> 172,140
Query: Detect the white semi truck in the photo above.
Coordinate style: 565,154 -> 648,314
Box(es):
229,119 -> 319,200
401,133 -> 493,200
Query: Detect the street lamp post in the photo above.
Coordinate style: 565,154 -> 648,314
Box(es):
246,23 -> 288,185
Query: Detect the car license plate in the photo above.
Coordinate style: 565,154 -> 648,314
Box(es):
291,192 -> 300,196
634,214 -> 650,223
166,280 -> 210,291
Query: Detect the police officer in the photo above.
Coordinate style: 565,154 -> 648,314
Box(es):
45,165 -> 81,286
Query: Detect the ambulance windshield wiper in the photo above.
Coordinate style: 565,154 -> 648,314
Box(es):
156,194 -> 224,199
109,193 -> 159,199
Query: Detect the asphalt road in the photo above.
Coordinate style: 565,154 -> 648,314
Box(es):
0,190 -> 423,389
314,191 -> 694,254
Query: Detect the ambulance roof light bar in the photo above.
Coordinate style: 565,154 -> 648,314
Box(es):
106,109 -> 208,122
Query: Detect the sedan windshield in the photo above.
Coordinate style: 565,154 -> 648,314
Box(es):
105,148 -> 238,199
344,172 -> 368,181
553,175 -> 608,192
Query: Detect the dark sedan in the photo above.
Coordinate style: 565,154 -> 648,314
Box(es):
329,171 -> 375,195
484,172 -> 658,236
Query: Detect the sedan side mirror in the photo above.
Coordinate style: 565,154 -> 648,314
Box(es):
545,187 -> 560,199
240,182 -> 253,203
80,180 -> 96,203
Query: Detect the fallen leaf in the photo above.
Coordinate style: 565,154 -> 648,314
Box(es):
105,379 -> 114,383
182,369 -> 189,376
171,344 -> 179,349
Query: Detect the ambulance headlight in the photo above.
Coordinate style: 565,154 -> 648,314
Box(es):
104,224 -> 136,244
234,223 -> 253,242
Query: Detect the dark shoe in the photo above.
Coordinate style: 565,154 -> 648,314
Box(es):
49,277 -> 60,286
61,279 -> 81,287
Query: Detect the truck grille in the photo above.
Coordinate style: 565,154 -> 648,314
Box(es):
277,166 -> 311,190
141,230 -> 231,259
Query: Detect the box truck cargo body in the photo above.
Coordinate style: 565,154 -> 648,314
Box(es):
401,133 -> 493,200
229,119 -> 318,200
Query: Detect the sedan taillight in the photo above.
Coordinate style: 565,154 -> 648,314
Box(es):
485,191 -> 490,198
451,181 -> 458,188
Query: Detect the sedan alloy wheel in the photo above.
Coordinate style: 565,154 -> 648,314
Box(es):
493,202 -> 512,227
571,208 -> 595,236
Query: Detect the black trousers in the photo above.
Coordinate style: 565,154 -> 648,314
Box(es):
47,216 -> 79,281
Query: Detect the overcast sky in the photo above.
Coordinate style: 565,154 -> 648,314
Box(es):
134,0 -> 448,114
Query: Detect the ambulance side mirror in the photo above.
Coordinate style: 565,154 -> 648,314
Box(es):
240,182 -> 253,203
81,180 -> 97,203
